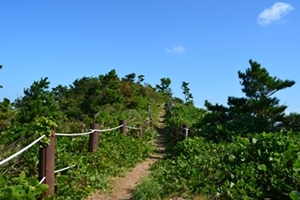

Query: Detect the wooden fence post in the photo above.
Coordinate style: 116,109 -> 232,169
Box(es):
149,117 -> 153,129
182,124 -> 189,139
120,120 -> 127,135
89,123 -> 100,152
39,127 -> 55,198
139,124 -> 143,138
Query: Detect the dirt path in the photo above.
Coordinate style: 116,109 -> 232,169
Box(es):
86,109 -> 166,200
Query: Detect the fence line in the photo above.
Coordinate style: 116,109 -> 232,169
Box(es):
54,165 -> 76,174
55,130 -> 94,137
1,114 -> 154,198
0,135 -> 46,166
95,124 -> 124,133
55,124 -> 126,136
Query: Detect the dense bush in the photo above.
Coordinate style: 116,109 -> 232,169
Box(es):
218,132 -> 300,199
133,137 -> 232,199
0,171 -> 48,199
0,120 -> 156,200
163,103 -> 205,147
133,133 -> 300,199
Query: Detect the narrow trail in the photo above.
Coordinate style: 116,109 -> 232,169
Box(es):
86,108 -> 166,200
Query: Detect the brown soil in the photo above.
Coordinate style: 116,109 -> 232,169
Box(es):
86,109 -> 166,200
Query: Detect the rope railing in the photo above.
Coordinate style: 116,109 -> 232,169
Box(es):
55,130 -> 94,137
54,165 -> 76,174
0,135 -> 46,166
93,124 -> 124,133
56,124 -> 124,136
39,176 -> 46,184
1,115 -> 153,198
127,126 -> 140,130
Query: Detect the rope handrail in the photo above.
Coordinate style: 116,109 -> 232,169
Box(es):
0,135 -> 46,166
55,130 -> 94,136
127,126 -> 140,130
39,177 -> 46,184
54,165 -> 76,174
92,124 -> 124,133
56,124 -> 124,136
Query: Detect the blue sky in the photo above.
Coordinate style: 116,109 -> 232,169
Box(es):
0,1 -> 299,113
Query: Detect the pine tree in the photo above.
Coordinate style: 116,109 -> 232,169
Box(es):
181,81 -> 193,104
198,60 -> 297,141
156,78 -> 172,97
14,77 -> 59,124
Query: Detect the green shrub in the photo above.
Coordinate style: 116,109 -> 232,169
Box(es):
216,132 -> 300,199
140,133 -> 300,199
0,171 -> 48,200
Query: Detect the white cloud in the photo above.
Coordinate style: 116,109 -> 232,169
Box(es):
257,2 -> 294,26
166,45 -> 186,54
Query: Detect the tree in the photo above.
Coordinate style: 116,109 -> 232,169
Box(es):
52,84 -> 68,102
122,73 -> 136,83
66,69 -> 122,119
156,78 -> 172,97
14,77 -> 59,124
238,60 -> 295,100
137,75 -> 145,84
181,81 -> 193,104
197,60 -> 297,142
98,69 -> 122,105
237,60 -> 295,129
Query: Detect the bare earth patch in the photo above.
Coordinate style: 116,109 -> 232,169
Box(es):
86,109 -> 166,200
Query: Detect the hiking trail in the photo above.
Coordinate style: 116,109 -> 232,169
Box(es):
86,107 -> 166,200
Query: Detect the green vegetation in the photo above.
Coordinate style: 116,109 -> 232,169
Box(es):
132,60 -> 300,200
2,59 -> 300,199
0,67 -> 164,199
52,132 -> 154,199
0,171 -> 49,200
181,81 -> 193,105
156,77 -> 172,98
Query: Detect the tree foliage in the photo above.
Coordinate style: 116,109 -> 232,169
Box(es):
156,77 -> 172,97
137,75 -> 145,84
197,60 -> 299,142
181,81 -> 193,104
14,77 -> 59,124
122,72 -> 136,83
